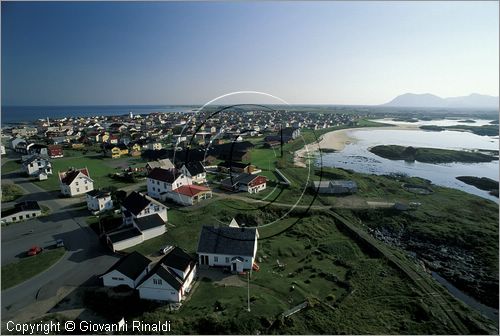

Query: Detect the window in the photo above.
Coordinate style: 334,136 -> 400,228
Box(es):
144,208 -> 150,214
225,257 -> 229,263
76,182 -> 79,186
111,277 -> 124,281
76,188 -> 80,192
152,187 -> 155,191
32,213 -> 36,217
157,180 -> 160,185
163,182 -> 167,188
26,214 -> 30,218
84,180 -> 87,184
85,186 -> 88,190
19,215 -> 23,220
214,256 -> 218,262
12,217 -> 16,221
154,206 -> 159,212
100,204 -> 103,209
153,278 -> 163,285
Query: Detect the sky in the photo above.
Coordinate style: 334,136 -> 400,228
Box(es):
1,1 -> 498,106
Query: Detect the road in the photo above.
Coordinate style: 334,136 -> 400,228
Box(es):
1,169 -> 120,321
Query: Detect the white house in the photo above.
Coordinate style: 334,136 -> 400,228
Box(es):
121,191 -> 168,223
22,155 -> 52,180
169,185 -> 212,206
0,145 -> 5,155
179,161 -> 207,184
147,168 -> 192,201
137,247 -> 197,302
220,173 -> 267,194
197,223 -> 259,273
1,201 -> 42,224
86,190 -> 113,213
58,168 -> 94,197
106,192 -> 168,252
101,251 -> 151,288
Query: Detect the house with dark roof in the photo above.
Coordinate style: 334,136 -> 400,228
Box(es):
197,223 -> 259,273
86,189 -> 113,213
137,247 -> 197,302
58,168 -> 94,197
147,168 -> 192,201
220,173 -> 267,194
1,201 -> 42,224
22,154 -> 52,180
312,180 -> 358,194
179,161 -> 207,184
217,161 -> 258,174
105,191 -> 168,252
101,251 -> 151,288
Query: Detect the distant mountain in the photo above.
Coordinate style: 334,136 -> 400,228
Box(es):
383,93 -> 499,109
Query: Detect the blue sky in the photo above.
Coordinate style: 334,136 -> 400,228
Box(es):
1,1 -> 498,105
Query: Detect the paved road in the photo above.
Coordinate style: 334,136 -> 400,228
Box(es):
1,170 -> 119,321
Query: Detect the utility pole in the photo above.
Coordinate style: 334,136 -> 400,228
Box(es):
247,271 -> 251,312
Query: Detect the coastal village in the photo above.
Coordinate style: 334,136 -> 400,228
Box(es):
1,108 -> 365,306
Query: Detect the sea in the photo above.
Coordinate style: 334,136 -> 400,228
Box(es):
319,118 -> 499,202
1,105 -> 199,125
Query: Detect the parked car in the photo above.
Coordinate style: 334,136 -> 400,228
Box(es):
56,239 -> 65,248
27,246 -> 43,256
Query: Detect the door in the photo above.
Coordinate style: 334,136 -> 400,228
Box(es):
232,263 -> 236,271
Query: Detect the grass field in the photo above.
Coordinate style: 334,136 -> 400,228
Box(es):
1,248 -> 65,290
32,154 -> 147,191
1,183 -> 24,202
97,200 -> 495,334
1,160 -> 20,174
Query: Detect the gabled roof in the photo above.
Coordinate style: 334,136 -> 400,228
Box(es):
106,227 -> 142,243
174,185 -> 211,197
121,191 -> 161,216
197,225 -> 257,257
148,168 -> 182,183
146,158 -> 175,170
59,168 -> 91,185
183,161 -> 205,176
160,246 -> 195,273
134,213 -> 165,231
1,200 -> 41,217
102,251 -> 151,280
22,154 -> 50,165
86,189 -> 111,198
220,173 -> 263,188
155,264 -> 184,290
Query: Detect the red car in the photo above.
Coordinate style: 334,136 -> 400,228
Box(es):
27,246 -> 43,256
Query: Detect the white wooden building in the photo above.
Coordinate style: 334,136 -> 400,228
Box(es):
101,251 -> 151,288
147,168 -> 192,201
197,223 -> 258,273
137,247 -> 197,302
86,190 -> 113,213
58,168 -> 94,197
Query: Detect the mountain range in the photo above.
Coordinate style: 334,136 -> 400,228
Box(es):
383,93 -> 499,109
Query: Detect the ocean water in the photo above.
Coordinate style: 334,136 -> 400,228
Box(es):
1,105 -> 199,125
319,120 -> 499,202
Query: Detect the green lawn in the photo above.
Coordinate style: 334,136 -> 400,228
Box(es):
1,248 -> 65,290
1,183 -> 24,202
1,160 -> 20,175
33,154 -> 147,191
